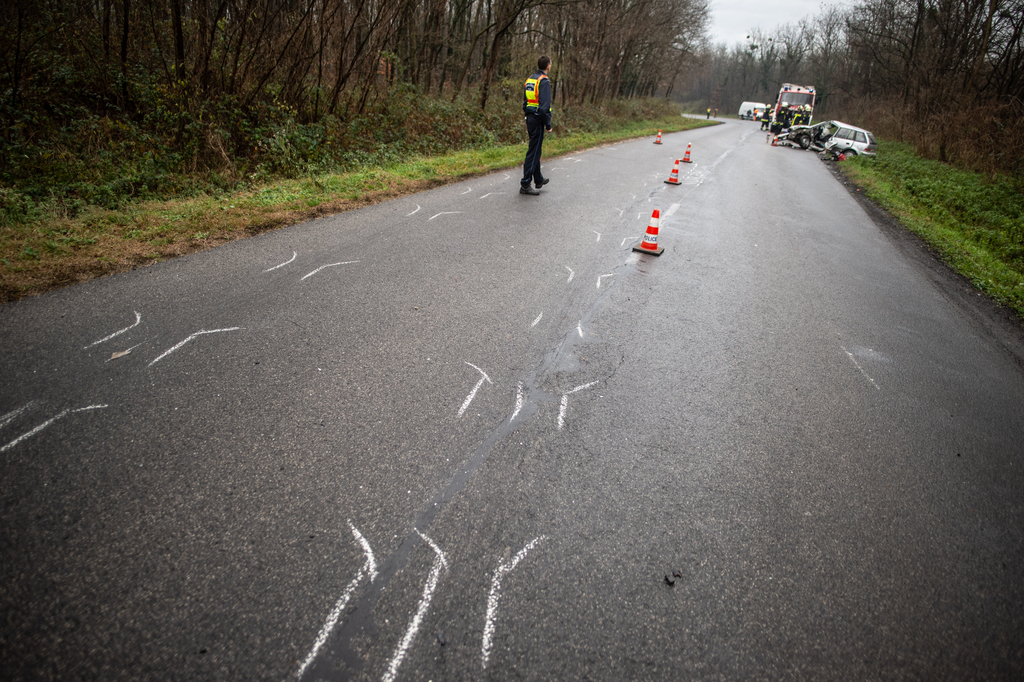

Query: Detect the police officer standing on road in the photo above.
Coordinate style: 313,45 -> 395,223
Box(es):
521,55 -> 552,196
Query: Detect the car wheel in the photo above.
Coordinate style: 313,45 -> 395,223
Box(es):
796,134 -> 811,150
845,148 -> 857,157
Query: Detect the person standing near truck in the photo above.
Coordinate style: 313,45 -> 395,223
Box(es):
761,106 -> 771,130
521,55 -> 552,196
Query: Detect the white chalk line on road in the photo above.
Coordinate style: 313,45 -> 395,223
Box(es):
407,204 -> 421,216
565,266 -> 575,283
1,404 -> 108,453
597,274 -> 614,289
301,261 -> 359,281
558,381 -> 599,430
510,382 -> 525,422
841,346 -> 880,390
0,402 -> 39,431
85,311 -> 142,348
296,521 -> 378,679
264,251 -> 297,272
481,536 -> 547,669
149,328 -> 242,366
457,362 -> 493,417
382,529 -> 448,682
531,312 -> 543,327
429,211 -> 463,221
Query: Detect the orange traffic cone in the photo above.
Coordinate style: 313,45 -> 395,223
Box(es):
664,159 -> 681,185
772,136 -> 778,146
633,209 -> 665,256
654,130 -> 663,144
681,143 -> 692,163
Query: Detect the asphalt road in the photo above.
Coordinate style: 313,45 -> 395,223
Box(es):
2,118 -> 1023,681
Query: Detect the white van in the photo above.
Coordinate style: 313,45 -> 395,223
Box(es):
738,101 -> 767,120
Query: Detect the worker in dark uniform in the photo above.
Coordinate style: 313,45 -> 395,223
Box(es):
760,106 -> 771,131
521,55 -> 552,195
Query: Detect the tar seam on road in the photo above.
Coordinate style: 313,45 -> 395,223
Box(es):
318,235 -> 636,675
84,311 -> 142,348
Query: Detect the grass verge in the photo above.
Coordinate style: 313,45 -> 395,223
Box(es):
0,115 -> 713,303
841,141 -> 1024,321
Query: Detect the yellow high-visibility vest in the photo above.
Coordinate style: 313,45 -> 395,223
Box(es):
524,74 -> 548,110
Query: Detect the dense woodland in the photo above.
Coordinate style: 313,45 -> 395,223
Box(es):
1,0 -> 1021,223
680,0 -> 1024,174
0,0 -> 708,216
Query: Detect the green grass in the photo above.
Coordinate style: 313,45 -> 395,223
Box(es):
842,141 -> 1024,319
0,113 -> 714,302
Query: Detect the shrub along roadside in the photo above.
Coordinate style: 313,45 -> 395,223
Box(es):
0,114 -> 712,303
841,141 -> 1024,321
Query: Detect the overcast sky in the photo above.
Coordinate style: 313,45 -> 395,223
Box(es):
707,0 -> 838,48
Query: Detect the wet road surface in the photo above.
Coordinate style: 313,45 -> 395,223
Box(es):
2,119 -> 1023,680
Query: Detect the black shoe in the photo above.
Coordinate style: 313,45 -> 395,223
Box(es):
520,186 -> 540,195
537,177 -> 550,187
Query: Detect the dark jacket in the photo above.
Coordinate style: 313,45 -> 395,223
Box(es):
523,71 -> 552,129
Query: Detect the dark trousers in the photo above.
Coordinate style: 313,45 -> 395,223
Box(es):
521,115 -> 546,187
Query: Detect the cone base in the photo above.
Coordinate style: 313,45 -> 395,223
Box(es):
654,141 -> 662,144
664,179 -> 681,184
681,159 -> 692,163
633,243 -> 664,256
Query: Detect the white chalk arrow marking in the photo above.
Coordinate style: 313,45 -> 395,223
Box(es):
85,311 -> 142,348
457,362 -> 493,417
296,521 -> 377,679
558,381 -> 599,430
1,405 -> 108,453
301,261 -> 359,281
149,328 -> 242,366
264,251 -> 297,272
429,211 -> 463,220
481,536 -> 547,668
382,530 -> 448,682
0,402 -> 39,431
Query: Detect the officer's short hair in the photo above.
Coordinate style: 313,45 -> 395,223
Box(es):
538,55 -> 551,71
